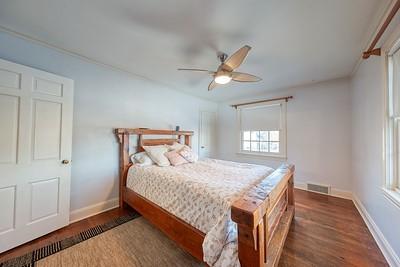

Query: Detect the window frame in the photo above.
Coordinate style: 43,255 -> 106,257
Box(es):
241,130 -> 280,154
383,33 -> 400,208
236,100 -> 287,158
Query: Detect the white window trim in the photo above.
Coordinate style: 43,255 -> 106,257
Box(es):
382,188 -> 400,209
236,99 -> 287,158
382,26 -> 400,208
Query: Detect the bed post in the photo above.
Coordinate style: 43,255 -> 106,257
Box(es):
288,174 -> 294,207
232,164 -> 295,267
116,131 -> 130,208
184,135 -> 191,146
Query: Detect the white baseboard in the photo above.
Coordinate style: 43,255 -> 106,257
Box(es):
294,182 -> 353,200
69,197 -> 119,223
353,194 -> 400,267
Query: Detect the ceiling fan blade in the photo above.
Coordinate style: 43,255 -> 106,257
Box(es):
177,68 -> 214,73
208,80 -> 217,91
231,72 -> 262,82
222,45 -> 251,71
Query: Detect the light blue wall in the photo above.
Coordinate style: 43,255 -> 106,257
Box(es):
351,55 -> 400,264
0,31 -> 217,213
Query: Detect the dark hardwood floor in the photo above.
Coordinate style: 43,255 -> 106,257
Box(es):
0,189 -> 388,266
279,189 -> 388,267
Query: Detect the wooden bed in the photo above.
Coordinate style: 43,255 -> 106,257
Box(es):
115,128 -> 295,267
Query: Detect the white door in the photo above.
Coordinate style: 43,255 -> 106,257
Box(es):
0,58 -> 74,253
199,111 -> 216,158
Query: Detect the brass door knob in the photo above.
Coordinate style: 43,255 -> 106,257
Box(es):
61,159 -> 70,164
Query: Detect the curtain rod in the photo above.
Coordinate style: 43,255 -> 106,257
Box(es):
363,0 -> 400,59
231,96 -> 293,109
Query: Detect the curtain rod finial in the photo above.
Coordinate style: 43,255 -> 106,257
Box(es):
363,48 -> 381,59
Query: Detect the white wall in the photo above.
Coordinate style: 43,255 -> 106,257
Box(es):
217,78 -> 352,194
0,31 -> 217,218
351,54 -> 400,264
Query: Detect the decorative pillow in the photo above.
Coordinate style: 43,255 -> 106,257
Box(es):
143,145 -> 170,167
164,150 -> 188,166
168,141 -> 185,151
131,152 -> 154,166
178,146 -> 198,163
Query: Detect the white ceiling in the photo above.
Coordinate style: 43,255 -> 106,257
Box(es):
0,0 -> 392,101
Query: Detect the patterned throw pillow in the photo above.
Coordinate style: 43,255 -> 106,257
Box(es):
168,141 -> 185,151
178,146 -> 198,163
164,150 -> 188,166
143,145 -> 170,167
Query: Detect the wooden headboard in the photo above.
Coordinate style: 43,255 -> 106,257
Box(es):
114,128 -> 194,206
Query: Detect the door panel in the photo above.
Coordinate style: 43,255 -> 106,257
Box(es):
0,186 -> 16,233
0,58 -> 73,253
32,100 -> 62,160
34,78 -> 63,97
30,178 -> 59,222
0,94 -> 19,164
0,68 -> 21,89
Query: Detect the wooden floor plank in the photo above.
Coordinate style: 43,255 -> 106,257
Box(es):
0,189 -> 388,266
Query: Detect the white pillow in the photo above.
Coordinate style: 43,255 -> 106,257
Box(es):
143,145 -> 170,167
168,142 -> 185,151
131,152 -> 154,166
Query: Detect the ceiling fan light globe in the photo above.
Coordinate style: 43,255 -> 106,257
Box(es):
214,75 -> 232,84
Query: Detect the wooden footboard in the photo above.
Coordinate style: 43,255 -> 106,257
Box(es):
232,164 -> 295,267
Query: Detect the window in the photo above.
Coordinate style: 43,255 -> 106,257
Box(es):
237,101 -> 286,157
241,131 -> 280,153
385,41 -> 400,206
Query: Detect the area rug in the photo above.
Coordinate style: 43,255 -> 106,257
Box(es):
1,213 -> 203,267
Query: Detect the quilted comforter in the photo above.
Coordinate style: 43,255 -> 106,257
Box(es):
126,158 -> 274,267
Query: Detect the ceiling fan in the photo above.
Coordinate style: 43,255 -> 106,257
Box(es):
178,45 -> 262,91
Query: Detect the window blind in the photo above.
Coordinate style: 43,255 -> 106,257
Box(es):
239,103 -> 282,131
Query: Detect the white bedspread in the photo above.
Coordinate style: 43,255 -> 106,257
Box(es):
126,158 -> 274,267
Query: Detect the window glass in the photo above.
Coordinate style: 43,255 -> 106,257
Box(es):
242,141 -> 250,151
251,131 -> 259,141
243,131 -> 251,141
240,130 -> 281,154
270,142 -> 279,153
251,141 -> 260,151
260,142 -> 269,152
259,131 -> 269,141
270,131 -> 280,141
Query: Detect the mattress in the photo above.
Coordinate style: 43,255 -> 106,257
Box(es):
126,158 -> 274,267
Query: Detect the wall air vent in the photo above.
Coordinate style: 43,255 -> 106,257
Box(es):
307,183 -> 331,195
